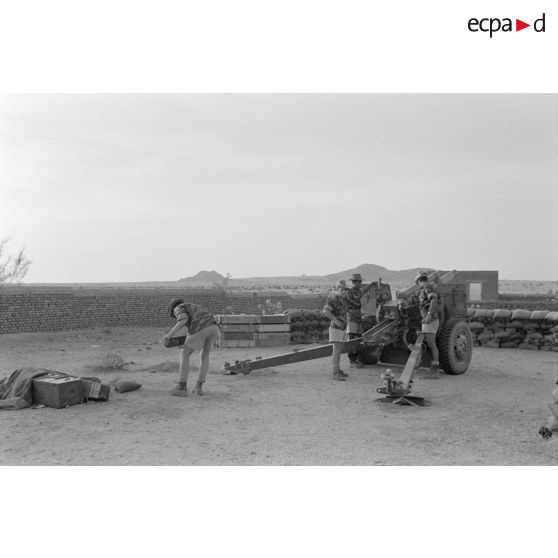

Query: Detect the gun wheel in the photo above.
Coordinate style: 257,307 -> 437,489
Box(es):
438,318 -> 472,375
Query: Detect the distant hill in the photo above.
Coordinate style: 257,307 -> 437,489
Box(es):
323,263 -> 435,284
240,264 -> 435,284
178,270 -> 225,283
177,265 -> 436,285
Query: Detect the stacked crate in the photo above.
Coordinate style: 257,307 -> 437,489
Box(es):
217,314 -> 291,348
258,315 -> 291,347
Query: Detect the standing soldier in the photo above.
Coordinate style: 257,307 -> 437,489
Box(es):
345,273 -> 365,367
323,281 -> 349,381
360,278 -> 389,332
415,271 -> 441,379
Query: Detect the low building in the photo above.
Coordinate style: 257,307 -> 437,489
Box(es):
450,270 -> 499,302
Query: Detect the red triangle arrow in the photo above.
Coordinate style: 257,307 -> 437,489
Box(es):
516,19 -> 530,31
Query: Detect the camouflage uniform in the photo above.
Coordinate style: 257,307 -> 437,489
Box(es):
418,283 -> 440,334
323,292 -> 348,342
346,285 -> 363,364
174,303 -> 217,335
324,290 -> 349,379
172,303 -> 219,390
345,286 -> 363,332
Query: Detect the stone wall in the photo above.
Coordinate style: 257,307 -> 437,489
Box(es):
0,286 -> 326,334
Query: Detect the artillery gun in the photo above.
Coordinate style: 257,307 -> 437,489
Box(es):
358,269 -> 472,374
216,270 -> 472,405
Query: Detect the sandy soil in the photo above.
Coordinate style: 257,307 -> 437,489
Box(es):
1,326 -> 557,465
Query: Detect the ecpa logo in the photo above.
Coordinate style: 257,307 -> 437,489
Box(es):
468,12 -> 546,37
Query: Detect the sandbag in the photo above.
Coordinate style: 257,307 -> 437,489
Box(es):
545,312 -> 558,322
474,309 -> 493,319
114,380 -> 142,393
482,340 -> 501,348
495,331 -> 510,339
518,343 -> 539,351
511,309 -> 531,320
477,331 -> 494,341
507,320 -> 525,329
509,333 -> 525,341
285,310 -> 303,321
492,309 -> 512,319
530,310 -> 550,320
467,321 -> 485,330
525,332 -> 543,340
466,307 -> 476,318
291,333 -> 306,344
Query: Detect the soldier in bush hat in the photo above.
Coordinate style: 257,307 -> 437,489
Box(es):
164,298 -> 220,396
345,273 -> 366,368
323,281 -> 349,381
415,272 -> 441,379
415,270 -> 429,285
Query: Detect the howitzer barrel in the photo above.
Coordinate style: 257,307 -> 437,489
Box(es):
397,269 -> 458,299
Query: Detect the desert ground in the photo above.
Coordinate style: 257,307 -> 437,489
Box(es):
1,326 -> 557,465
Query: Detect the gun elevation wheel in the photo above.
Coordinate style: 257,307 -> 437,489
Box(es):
438,317 -> 472,375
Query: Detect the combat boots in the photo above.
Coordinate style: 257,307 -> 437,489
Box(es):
170,381 -> 188,396
420,361 -> 440,380
332,370 -> 347,381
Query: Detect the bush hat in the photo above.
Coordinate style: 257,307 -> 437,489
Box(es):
168,297 -> 185,318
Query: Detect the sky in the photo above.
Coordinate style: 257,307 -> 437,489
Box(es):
1,94 -> 556,282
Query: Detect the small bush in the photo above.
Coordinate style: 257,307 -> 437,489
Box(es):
89,350 -> 126,371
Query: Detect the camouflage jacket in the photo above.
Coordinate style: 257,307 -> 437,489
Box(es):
174,303 -> 216,335
323,293 -> 348,330
345,286 -> 362,322
418,283 -> 439,319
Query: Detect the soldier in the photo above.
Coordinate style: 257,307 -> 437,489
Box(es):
415,271 -> 441,379
345,273 -> 364,367
345,273 -> 379,367
323,281 -> 349,381
164,298 -> 220,396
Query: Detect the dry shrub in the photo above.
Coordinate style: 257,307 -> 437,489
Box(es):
88,350 -> 126,371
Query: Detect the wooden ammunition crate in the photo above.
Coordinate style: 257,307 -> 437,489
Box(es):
257,333 -> 292,347
216,314 -> 291,348
32,375 -> 84,409
81,379 -> 111,402
260,315 -> 290,324
220,339 -> 257,348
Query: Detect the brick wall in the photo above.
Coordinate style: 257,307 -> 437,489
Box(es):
0,286 -> 326,334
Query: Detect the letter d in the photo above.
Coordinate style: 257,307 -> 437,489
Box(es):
534,13 -> 545,32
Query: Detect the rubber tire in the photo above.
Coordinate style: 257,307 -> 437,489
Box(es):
358,347 -> 381,365
438,318 -> 473,375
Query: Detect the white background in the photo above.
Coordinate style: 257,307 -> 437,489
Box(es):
0,1 -> 556,558
0,0 -> 556,92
